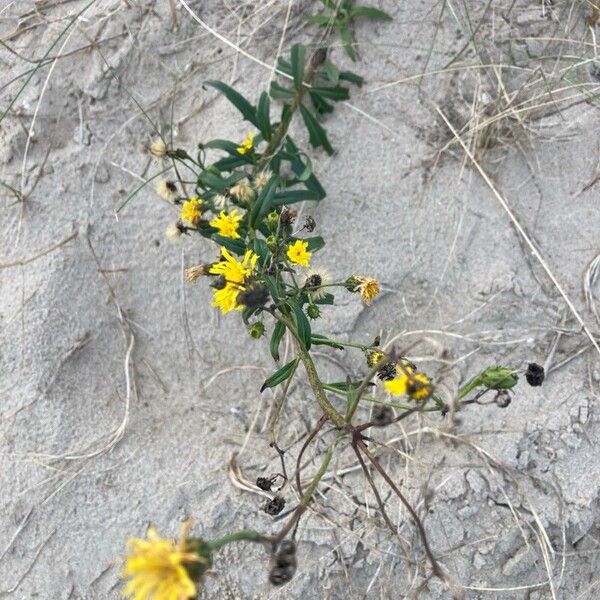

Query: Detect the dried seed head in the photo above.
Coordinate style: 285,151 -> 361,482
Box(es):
185,264 -> 211,283
156,179 -> 178,202
230,180 -> 254,203
377,362 -> 397,381
303,216 -> 316,232
165,222 -> 184,242
525,363 -> 544,387
256,477 -> 273,491
254,170 -> 272,191
280,207 -> 297,226
148,138 -> 167,158
213,193 -> 228,211
263,495 -> 285,516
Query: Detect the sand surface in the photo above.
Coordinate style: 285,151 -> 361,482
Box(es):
1,1 -> 600,598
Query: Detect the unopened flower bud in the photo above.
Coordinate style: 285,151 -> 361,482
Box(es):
267,211 -> 279,231
248,321 -> 265,339
480,367 -> 518,390
306,304 -> 321,320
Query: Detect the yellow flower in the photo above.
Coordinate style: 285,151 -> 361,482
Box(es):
384,371 -> 432,401
287,240 -> 312,267
180,199 -> 202,226
209,209 -> 242,239
121,526 -> 204,600
350,275 -> 380,305
367,350 -> 386,368
236,131 -> 255,154
209,248 -> 258,313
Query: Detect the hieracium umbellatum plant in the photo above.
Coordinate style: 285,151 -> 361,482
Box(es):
119,21 -> 546,600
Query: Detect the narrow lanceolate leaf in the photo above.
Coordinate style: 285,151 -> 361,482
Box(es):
311,334 -> 344,350
299,104 -> 334,155
210,234 -> 246,255
257,92 -> 272,141
286,138 -> 326,199
351,6 -> 392,20
339,27 -> 356,61
309,86 -> 350,101
204,80 -> 258,126
260,358 -> 299,392
339,70 -> 364,87
250,176 -> 278,227
303,236 -> 325,252
290,44 -> 306,90
272,189 -> 322,205
270,81 -> 295,101
270,321 -> 286,361
288,300 -> 311,350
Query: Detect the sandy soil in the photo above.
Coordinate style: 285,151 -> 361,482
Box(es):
1,1 -> 600,598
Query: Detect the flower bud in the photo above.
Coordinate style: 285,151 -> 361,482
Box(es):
267,211 -> 279,231
306,304 -> 321,320
480,367 -> 518,390
248,322 -> 265,339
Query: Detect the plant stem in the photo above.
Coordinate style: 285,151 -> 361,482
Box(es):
206,529 -> 268,551
457,375 -> 482,399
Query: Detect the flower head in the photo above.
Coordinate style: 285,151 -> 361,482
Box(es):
121,525 -> 206,600
209,247 -> 259,313
347,275 -> 380,305
209,209 -> 243,239
185,264 -> 211,283
148,138 -> 167,158
180,199 -> 202,226
253,170 -> 272,191
287,240 -> 312,268
230,180 -> 254,203
384,369 -> 432,401
156,180 -> 178,203
165,222 -> 185,242
302,268 -> 330,300
236,131 -> 255,155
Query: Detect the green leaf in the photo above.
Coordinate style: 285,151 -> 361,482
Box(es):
311,334 -> 344,350
351,6 -> 392,20
314,292 -> 335,305
250,176 -> 279,227
310,92 -> 335,115
252,238 -> 270,266
204,80 -> 258,126
260,358 -> 299,392
257,92 -> 272,141
339,27 -> 356,61
288,300 -> 311,350
270,81 -> 295,101
290,44 -> 306,90
321,60 -> 340,84
211,234 -> 246,255
242,306 -> 258,325
276,57 -> 293,76
305,14 -> 334,26
309,86 -> 350,101
339,70 -> 364,87
213,155 -> 251,171
286,138 -> 327,200
270,321 -> 286,361
272,189 -> 320,205
324,380 -> 364,394
304,236 -> 325,252
299,104 -> 334,155
203,139 -> 240,154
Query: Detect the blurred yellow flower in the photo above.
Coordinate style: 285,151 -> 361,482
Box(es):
121,526 -> 203,600
209,248 -> 258,313
287,240 -> 312,267
180,199 -> 202,226
384,371 -> 432,401
210,209 -> 242,239
354,276 -> 380,305
236,131 -> 255,155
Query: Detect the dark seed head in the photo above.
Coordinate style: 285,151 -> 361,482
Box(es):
495,391 -> 512,408
263,495 -> 286,516
280,207 -> 297,226
372,405 -> 393,427
237,284 -> 270,308
525,363 -> 544,387
269,541 -> 297,586
304,274 -> 322,289
377,362 -> 397,381
210,275 -> 227,290
256,477 -> 273,491
303,216 -> 316,232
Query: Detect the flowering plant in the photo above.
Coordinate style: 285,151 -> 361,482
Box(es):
122,33 -> 545,600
